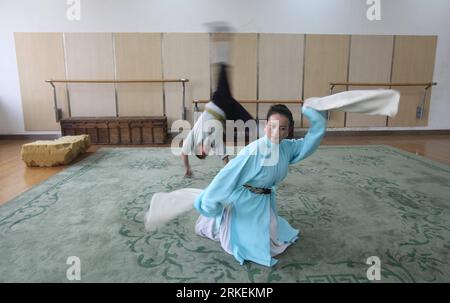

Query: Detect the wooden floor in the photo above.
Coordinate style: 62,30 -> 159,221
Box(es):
1,134 -> 450,205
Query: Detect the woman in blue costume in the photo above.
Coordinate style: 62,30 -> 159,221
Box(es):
194,104 -> 327,267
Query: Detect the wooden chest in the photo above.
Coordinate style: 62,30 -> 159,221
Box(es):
60,116 -> 168,144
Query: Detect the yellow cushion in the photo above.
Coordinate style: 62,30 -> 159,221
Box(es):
21,135 -> 90,167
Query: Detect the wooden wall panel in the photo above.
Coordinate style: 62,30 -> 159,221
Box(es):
14,32 -> 438,133
388,36 -> 437,127
346,35 -> 394,127
114,33 -> 164,116
303,35 -> 350,127
64,33 -> 116,117
258,34 -> 304,127
162,33 -> 210,126
14,32 -> 67,131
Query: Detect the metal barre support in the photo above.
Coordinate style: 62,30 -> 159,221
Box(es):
329,82 -> 437,87
193,100 -> 199,113
329,82 -> 437,121
181,79 -> 186,121
417,83 -> 436,120
329,85 -> 335,95
191,100 -> 304,104
190,99 -> 303,121
256,103 -> 259,121
46,79 -> 190,83
327,85 -> 336,121
46,78 -> 189,121
48,80 -> 61,122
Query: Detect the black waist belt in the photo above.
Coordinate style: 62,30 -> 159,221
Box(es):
243,184 -> 272,195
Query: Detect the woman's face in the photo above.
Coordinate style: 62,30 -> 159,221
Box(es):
265,113 -> 290,143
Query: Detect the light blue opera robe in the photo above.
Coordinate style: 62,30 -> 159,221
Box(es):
194,106 -> 327,267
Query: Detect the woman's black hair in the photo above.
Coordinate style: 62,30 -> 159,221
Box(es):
266,104 -> 295,138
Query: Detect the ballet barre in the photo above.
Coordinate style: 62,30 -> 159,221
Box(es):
192,99 -> 304,120
46,79 -> 189,122
329,82 -> 437,120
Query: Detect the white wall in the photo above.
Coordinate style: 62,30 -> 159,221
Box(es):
1,0 -> 449,134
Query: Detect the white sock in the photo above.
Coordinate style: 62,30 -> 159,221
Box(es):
212,41 -> 230,64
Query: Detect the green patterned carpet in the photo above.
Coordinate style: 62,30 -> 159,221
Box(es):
1,145 -> 449,282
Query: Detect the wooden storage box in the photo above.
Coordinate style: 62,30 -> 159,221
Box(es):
60,116 -> 168,144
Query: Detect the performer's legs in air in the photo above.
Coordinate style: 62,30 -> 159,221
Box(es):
212,63 -> 254,122
207,22 -> 254,123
